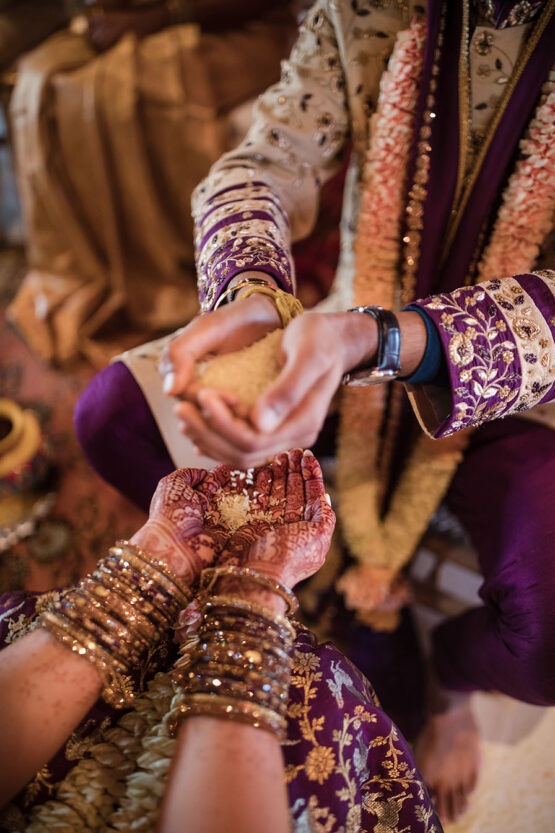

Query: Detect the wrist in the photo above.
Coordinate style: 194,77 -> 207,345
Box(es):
335,311 -> 379,374
335,308 -> 427,379
214,577 -> 288,615
215,272 -> 283,328
131,522 -> 195,583
236,290 -> 282,329
396,310 -> 428,376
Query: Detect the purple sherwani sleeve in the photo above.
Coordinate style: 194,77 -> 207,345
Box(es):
193,0 -> 396,312
405,270 -> 555,438
190,1 -> 368,312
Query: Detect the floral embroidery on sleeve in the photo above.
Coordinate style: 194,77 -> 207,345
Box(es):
191,0 -> 352,311
411,272 -> 555,437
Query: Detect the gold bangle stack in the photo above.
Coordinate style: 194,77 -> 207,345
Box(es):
213,278 -> 303,328
170,566 -> 297,739
39,539 -> 191,708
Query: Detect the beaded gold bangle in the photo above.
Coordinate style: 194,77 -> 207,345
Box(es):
79,579 -> 161,645
172,583 -> 295,738
194,657 -> 291,687
212,278 -> 303,328
172,694 -> 288,739
111,541 -> 191,606
201,597 -> 296,641
187,661 -> 287,695
55,601 -> 146,666
39,541 -> 189,708
40,612 -> 135,708
185,676 -> 285,713
199,635 -> 292,669
200,565 -> 299,616
200,601 -> 296,634
200,614 -> 293,647
198,619 -> 294,656
193,641 -> 293,675
115,541 -> 190,594
99,556 -> 182,623
213,277 -> 276,309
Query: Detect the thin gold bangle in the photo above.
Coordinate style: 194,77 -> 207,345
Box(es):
201,596 -> 296,641
213,278 -> 275,310
200,565 -> 299,616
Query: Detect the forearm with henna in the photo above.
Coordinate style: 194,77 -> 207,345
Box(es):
131,520 -> 217,584
215,575 -> 288,615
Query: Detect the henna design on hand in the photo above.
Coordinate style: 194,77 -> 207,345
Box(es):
219,450 -> 336,590
131,468 -> 230,582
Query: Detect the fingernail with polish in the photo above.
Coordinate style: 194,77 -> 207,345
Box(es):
163,372 -> 176,395
158,359 -> 172,377
325,493 -> 332,506
259,407 -> 279,433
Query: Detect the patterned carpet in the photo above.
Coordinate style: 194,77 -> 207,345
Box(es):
0,248 -> 146,594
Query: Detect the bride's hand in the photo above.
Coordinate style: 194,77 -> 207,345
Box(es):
131,467 -> 231,583
213,450 -> 335,608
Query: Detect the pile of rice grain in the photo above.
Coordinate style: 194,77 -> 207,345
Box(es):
195,329 -> 283,408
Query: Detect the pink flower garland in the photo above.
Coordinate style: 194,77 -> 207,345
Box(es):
478,86 -> 555,282
353,20 -> 427,304
337,19 -> 427,629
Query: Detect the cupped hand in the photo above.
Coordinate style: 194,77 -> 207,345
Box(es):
131,467 -> 232,583
159,291 -> 281,401
174,311 -> 372,467
216,449 -> 336,590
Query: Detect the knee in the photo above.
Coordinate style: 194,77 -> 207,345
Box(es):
495,583 -> 555,705
520,638 -> 555,706
74,363 -> 130,458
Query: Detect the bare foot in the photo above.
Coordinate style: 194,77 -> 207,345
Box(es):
415,694 -> 480,824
